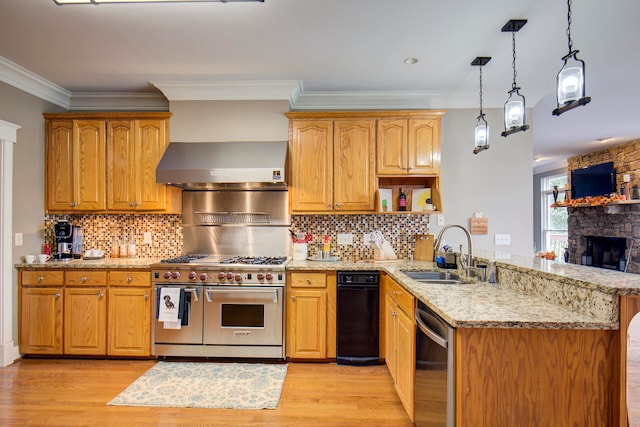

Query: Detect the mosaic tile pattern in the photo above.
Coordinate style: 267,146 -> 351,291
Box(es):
291,214 -> 431,261
45,214 -> 183,259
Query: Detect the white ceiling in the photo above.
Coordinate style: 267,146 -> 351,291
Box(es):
1,0 -> 639,174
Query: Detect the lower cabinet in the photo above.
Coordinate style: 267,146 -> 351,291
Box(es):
384,275 -> 416,422
19,269 -> 152,358
285,271 -> 336,359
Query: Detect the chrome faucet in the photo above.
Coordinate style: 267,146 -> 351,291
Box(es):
434,224 -> 482,279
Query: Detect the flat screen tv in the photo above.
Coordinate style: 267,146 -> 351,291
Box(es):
570,162 -> 616,199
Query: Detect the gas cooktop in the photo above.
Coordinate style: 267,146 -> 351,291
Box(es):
157,254 -> 290,268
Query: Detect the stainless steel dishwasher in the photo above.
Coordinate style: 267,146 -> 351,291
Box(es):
336,271 -> 380,365
414,300 -> 455,427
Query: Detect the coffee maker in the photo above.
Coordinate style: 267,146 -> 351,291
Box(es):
54,220 -> 73,260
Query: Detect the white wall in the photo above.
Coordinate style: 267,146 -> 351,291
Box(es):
433,108 -> 534,256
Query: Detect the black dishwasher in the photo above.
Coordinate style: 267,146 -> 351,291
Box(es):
336,271 -> 380,365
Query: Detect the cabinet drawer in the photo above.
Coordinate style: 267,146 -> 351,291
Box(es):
21,270 -> 64,286
290,272 -> 327,288
387,279 -> 415,316
65,271 -> 107,286
109,271 -> 151,287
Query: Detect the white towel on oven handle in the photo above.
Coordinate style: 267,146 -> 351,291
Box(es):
158,287 -> 181,323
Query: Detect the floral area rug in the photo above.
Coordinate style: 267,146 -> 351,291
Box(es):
108,362 -> 288,409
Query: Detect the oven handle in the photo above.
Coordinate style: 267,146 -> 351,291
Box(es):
184,287 -> 199,302
204,288 -> 278,304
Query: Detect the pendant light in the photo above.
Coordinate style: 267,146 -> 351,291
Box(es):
472,57 -> 491,155
552,0 -> 591,116
501,19 -> 529,137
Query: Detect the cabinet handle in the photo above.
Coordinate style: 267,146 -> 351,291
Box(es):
391,309 -> 396,317
99,293 -> 104,298
144,294 -> 149,300
335,203 -> 341,207
127,277 -> 133,283
291,296 -> 296,302
81,277 -> 88,282
37,276 -> 44,282
55,293 -> 61,298
129,201 -> 135,207
327,203 -> 332,207
70,202 -> 77,207
306,278 -> 311,285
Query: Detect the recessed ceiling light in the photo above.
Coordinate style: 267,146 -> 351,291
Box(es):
403,57 -> 418,65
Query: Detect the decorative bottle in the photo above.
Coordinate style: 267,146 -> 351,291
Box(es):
398,188 -> 407,211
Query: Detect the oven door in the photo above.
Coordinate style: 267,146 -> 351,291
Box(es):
203,286 -> 283,346
154,285 -> 203,344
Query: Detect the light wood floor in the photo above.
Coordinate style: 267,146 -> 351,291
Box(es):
0,359 -> 412,427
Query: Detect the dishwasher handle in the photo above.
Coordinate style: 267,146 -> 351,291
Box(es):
415,307 -> 448,349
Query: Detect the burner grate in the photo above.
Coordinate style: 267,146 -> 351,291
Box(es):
219,256 -> 288,265
160,254 -> 208,264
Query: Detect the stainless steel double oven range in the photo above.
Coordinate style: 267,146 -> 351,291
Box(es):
152,255 -> 288,359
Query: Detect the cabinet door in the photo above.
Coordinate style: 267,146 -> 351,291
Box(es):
73,120 -> 106,210
286,289 -> 327,358
290,120 -> 333,212
107,120 -> 136,211
134,119 -> 168,210
63,287 -> 107,355
46,120 -> 75,211
408,118 -> 440,175
108,287 -> 151,356
395,307 -> 416,421
333,120 -> 376,211
385,293 -> 398,379
20,287 -> 63,355
377,119 -> 408,175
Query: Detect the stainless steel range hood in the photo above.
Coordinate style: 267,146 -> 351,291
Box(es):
156,141 -> 287,190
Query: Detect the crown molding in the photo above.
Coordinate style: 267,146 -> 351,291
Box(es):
69,92 -> 169,111
0,56 -> 71,109
151,80 -> 303,104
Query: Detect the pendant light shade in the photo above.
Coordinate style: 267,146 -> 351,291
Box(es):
501,19 -> 529,137
553,0 -> 591,116
471,57 -> 491,155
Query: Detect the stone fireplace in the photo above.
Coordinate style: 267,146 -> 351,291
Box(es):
567,203 -> 639,274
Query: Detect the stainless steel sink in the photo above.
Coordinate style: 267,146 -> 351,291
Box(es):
401,270 -> 464,284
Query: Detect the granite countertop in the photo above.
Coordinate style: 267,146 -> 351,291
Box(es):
288,258 -> 620,330
15,257 -> 161,269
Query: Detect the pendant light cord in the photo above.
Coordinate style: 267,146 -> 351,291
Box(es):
511,32 -> 518,90
566,0 -> 574,53
478,65 -> 484,116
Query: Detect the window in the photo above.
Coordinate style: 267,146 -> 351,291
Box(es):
541,174 -> 568,259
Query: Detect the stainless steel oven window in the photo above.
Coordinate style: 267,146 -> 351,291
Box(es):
221,304 -> 265,328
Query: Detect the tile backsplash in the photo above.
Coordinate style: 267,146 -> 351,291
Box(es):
45,213 -> 431,261
291,214 -> 431,261
45,214 -> 183,259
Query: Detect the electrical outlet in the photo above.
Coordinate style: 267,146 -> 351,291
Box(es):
363,233 -> 372,246
495,233 -> 511,245
337,233 -> 353,245
437,214 -> 444,226
14,233 -> 23,246
143,232 -> 152,245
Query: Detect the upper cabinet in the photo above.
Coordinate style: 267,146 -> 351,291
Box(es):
286,110 -> 444,214
45,112 -> 179,214
288,115 -> 376,213
46,120 -> 106,211
377,117 -> 441,176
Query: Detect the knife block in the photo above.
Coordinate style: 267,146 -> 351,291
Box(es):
413,234 -> 434,261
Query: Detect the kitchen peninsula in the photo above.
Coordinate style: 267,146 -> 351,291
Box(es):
16,253 -> 640,426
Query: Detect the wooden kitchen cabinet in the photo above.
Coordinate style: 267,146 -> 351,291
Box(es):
377,117 -> 441,175
287,113 -> 376,213
107,119 -> 177,212
286,272 -> 336,359
63,286 -> 107,355
107,271 -> 152,357
46,119 -> 106,212
44,112 -> 179,214
20,287 -> 64,355
384,275 -> 416,422
620,295 -> 640,427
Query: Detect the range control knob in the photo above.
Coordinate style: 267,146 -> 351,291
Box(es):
257,273 -> 265,281
171,271 -> 181,280
234,274 -> 242,283
163,271 -> 171,279
265,273 -> 273,281
218,272 -> 226,281
226,272 -> 234,281
188,271 -> 197,280
200,273 -> 208,282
